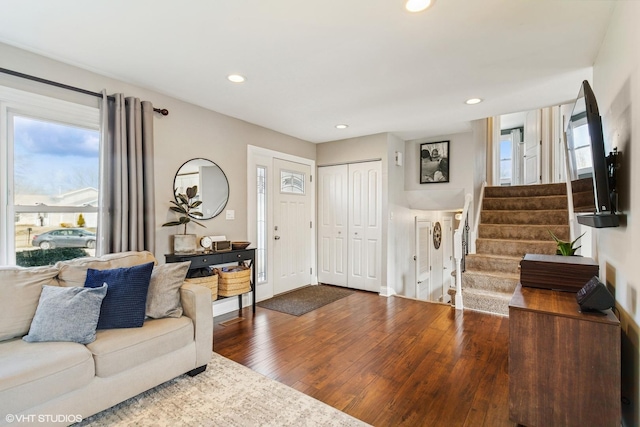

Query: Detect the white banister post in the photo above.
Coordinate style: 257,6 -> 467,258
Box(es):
455,259 -> 463,310
453,229 -> 464,310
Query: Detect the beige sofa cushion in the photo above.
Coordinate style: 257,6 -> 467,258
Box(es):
56,251 -> 157,287
86,316 -> 194,377
0,339 -> 94,416
0,266 -> 59,341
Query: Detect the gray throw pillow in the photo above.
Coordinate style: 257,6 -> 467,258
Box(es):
23,284 -> 107,344
145,262 -> 191,319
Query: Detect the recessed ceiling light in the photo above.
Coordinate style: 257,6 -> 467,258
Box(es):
465,98 -> 482,105
335,124 -> 349,129
227,74 -> 246,83
405,0 -> 433,13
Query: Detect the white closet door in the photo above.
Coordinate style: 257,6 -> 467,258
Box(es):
317,165 -> 348,286
348,161 -> 382,292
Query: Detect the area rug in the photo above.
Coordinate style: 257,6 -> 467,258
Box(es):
257,285 -> 355,316
77,352 -> 368,427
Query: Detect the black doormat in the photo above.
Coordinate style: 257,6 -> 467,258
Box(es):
257,285 -> 354,316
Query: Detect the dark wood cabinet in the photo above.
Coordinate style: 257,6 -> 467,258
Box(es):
166,249 -> 256,314
508,284 -> 620,426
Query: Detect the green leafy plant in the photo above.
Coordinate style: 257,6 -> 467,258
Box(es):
162,185 -> 205,234
77,213 -> 86,228
16,248 -> 89,267
548,230 -> 585,256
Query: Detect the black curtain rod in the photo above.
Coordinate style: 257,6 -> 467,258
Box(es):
0,67 -> 169,116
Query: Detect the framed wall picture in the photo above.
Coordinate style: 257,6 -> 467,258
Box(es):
420,140 -> 449,184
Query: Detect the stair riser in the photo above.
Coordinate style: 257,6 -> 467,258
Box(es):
478,224 -> 569,241
571,177 -> 594,192
465,255 -> 521,274
572,190 -> 596,213
461,291 -> 510,316
483,196 -> 568,211
481,210 -> 568,225
484,183 -> 566,198
476,239 -> 557,257
461,273 -> 518,293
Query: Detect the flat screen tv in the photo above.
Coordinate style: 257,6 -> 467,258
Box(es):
565,80 -> 619,228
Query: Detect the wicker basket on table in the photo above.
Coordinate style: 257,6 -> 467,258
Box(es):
184,274 -> 218,301
214,265 -> 251,296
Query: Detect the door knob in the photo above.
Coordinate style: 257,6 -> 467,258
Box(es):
274,236 -> 281,240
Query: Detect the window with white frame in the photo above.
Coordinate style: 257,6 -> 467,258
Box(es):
280,169 -> 305,194
256,165 -> 267,284
0,86 -> 100,266
571,117 -> 592,177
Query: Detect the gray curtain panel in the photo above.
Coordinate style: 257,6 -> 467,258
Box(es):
98,91 -> 156,254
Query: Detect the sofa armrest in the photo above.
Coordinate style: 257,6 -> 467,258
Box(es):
179,283 -> 213,368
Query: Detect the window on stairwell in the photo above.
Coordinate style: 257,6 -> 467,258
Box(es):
499,138 -> 512,186
569,113 -> 592,178
499,126 -> 523,186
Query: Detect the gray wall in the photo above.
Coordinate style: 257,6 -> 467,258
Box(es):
0,42 -> 316,260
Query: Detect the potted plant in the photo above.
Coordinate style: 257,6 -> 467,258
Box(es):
548,230 -> 585,256
162,185 -> 205,253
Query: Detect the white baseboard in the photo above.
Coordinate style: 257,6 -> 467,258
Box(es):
380,286 -> 397,297
212,293 -> 252,317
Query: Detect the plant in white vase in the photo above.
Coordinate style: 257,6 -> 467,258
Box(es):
162,185 -> 205,253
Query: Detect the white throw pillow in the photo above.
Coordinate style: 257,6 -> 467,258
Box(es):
145,262 -> 191,319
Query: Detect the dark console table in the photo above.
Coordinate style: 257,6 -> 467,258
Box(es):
509,284 -> 620,426
165,248 -> 256,314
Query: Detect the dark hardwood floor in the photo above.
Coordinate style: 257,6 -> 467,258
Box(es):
213,290 -> 515,427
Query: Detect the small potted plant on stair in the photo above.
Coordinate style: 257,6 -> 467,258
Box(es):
548,230 -> 585,256
163,185 -> 205,253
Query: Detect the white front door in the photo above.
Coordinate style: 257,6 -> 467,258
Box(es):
348,161 -> 382,293
317,165 -> 348,286
273,158 -> 312,295
415,218 -> 432,301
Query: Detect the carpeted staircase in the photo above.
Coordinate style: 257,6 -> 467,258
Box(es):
461,183 -> 570,316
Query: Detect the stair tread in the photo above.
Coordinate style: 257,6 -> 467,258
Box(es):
480,223 -> 569,228
476,237 -> 557,244
467,253 -> 522,260
463,270 -> 519,279
462,288 -> 514,299
482,209 -> 568,214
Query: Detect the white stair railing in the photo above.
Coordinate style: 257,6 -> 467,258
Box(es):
453,193 -> 473,310
471,181 -> 487,253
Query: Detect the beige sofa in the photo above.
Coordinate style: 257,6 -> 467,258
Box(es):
0,251 -> 213,426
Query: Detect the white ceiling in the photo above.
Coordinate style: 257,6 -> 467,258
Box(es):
0,0 -> 616,143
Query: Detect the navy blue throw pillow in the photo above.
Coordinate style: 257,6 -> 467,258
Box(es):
84,262 -> 154,329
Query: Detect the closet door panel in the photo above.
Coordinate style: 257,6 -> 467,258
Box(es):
317,165 -> 348,286
348,162 -> 382,292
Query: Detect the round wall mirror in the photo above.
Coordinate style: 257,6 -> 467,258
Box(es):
173,158 -> 229,220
